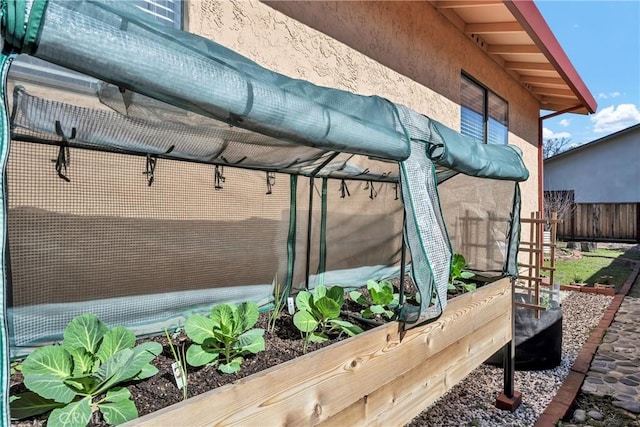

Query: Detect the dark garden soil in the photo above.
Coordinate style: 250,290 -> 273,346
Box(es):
10,311 -> 361,427
10,278 -> 424,426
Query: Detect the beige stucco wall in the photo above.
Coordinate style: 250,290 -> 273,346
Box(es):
186,0 -> 540,218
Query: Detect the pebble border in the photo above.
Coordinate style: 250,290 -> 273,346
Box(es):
534,261 -> 640,426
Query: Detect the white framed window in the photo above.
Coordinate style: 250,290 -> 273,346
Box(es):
460,73 -> 508,145
11,0 -> 183,92
133,0 -> 183,29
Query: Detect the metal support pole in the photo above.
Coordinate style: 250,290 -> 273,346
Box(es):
503,279 -> 516,398
495,276 -> 521,411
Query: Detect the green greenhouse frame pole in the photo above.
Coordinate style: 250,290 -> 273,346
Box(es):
0,52 -> 15,427
304,176 -> 314,290
303,153 -> 339,290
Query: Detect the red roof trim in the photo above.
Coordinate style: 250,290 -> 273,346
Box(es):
503,0 -> 597,114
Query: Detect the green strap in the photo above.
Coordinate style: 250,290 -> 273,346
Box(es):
285,175 -> 297,296
1,0 -> 46,53
0,52 -> 14,427
316,178 -> 327,276
23,0 -> 47,54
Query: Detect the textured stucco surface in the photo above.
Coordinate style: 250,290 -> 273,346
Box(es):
187,0 -> 540,214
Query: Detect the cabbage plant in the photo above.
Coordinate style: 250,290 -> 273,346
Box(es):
349,279 -> 399,319
448,253 -> 476,293
293,285 -> 363,352
10,314 -> 162,426
185,301 -> 265,374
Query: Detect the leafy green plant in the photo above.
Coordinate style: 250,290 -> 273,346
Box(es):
267,274 -> 287,333
10,361 -> 22,375
349,279 -> 399,319
10,313 -> 162,426
185,301 -> 265,374
448,253 -> 476,293
164,329 -> 188,401
540,293 -> 551,310
293,285 -> 363,353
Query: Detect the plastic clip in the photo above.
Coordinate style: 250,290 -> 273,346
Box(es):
215,165 -> 226,190
227,113 -> 243,127
143,154 -> 157,187
364,181 -> 377,200
339,179 -> 350,198
52,121 -> 75,182
266,172 -> 276,194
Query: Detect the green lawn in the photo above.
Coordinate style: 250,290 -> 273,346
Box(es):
545,247 -> 637,291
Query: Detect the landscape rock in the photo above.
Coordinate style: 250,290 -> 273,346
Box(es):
567,241 -> 581,250
573,408 -> 587,422
613,399 -> 640,413
587,409 -> 604,420
575,283 -> 640,424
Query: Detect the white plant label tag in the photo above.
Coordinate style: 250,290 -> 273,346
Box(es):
287,296 -> 295,315
171,362 -> 186,390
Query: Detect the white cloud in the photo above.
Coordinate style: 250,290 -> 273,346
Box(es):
597,91 -> 622,100
558,119 -> 570,127
543,128 -> 571,141
591,104 -> 640,133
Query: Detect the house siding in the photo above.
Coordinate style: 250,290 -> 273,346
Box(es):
186,0 -> 541,217
545,128 -> 640,203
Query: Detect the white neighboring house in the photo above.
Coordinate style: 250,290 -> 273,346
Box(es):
544,123 -> 640,241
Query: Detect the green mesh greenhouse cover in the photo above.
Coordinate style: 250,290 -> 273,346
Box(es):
0,1 -> 529,423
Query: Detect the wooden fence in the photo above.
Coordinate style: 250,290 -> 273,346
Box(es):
557,203 -> 640,242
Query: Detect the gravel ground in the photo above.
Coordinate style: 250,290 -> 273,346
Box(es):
408,291 -> 613,427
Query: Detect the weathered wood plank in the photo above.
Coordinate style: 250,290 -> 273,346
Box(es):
127,278 -> 511,427
557,203 -> 639,242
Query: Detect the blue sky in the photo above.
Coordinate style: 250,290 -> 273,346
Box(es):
535,0 -> 640,147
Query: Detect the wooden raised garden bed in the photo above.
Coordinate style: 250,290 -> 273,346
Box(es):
126,277 -> 512,426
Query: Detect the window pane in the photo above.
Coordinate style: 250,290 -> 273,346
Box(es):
461,106 -> 484,143
461,75 -> 484,115
488,118 -> 508,145
461,74 -> 509,145
487,91 -> 508,144
133,0 -> 182,29
488,91 -> 508,126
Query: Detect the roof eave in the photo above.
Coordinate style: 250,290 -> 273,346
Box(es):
503,0 -> 597,114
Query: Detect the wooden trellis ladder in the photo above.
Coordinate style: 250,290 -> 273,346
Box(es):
516,212 -> 560,318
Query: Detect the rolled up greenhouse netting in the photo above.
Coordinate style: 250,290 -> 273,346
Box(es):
425,118 -> 530,182
2,0 -> 410,161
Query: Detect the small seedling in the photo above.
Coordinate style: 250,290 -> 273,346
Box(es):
268,274 -> 287,333
449,253 -> 476,293
164,329 -> 188,401
10,361 -> 22,375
